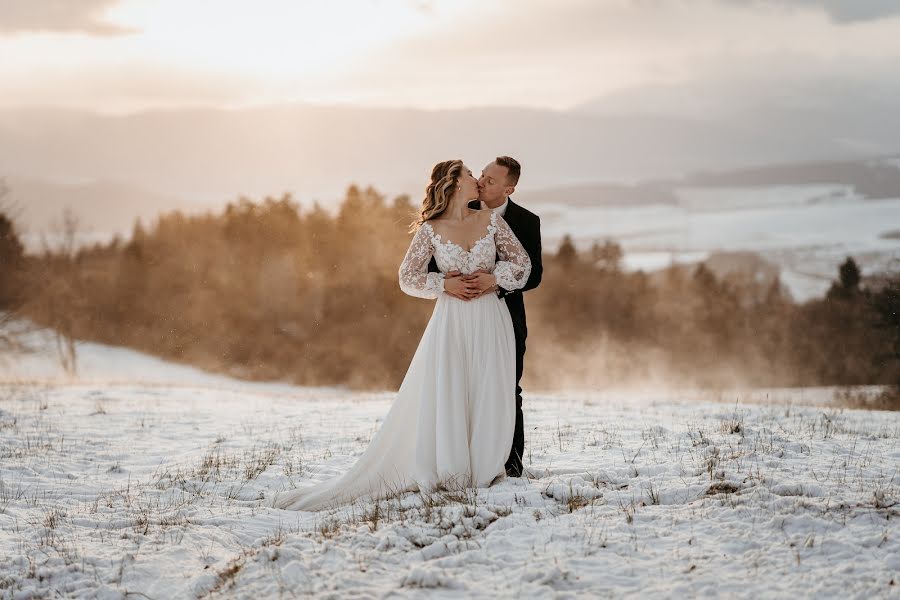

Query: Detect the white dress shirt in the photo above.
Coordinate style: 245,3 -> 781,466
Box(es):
481,197 -> 509,217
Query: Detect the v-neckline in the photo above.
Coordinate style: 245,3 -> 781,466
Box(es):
427,213 -> 496,253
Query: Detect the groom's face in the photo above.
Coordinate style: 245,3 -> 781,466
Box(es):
478,162 -> 515,204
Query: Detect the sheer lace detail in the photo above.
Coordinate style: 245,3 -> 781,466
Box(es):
398,211 -> 531,298
492,213 -> 531,290
399,225 -> 445,299
428,219 -> 495,262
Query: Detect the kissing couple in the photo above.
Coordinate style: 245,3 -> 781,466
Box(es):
274,156 -> 542,511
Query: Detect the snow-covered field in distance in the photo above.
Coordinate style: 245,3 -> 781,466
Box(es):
536,185 -> 900,301
0,327 -> 341,399
1,336 -> 898,598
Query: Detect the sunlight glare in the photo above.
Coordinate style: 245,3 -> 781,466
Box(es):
108,0 -> 454,80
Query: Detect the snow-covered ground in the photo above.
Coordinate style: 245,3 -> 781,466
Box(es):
537,185 -> 900,301
0,326 -> 324,397
1,342 -> 898,598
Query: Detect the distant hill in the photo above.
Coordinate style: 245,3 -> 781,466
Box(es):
516,156 -> 900,207
3,89 -> 900,233
7,153 -> 900,239
683,157 -> 900,200
2,100 -> 896,211
515,182 -> 678,208
2,176 -> 196,234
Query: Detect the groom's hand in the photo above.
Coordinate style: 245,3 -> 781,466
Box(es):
463,271 -> 496,296
444,271 -> 475,300
476,283 -> 499,297
466,269 -> 499,298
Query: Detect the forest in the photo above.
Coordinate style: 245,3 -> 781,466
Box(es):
2,185 -> 899,394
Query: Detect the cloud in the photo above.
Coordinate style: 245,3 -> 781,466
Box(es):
576,53 -> 900,118
3,0 -> 900,113
0,0 -> 135,36
330,0 -> 900,110
722,0 -> 900,24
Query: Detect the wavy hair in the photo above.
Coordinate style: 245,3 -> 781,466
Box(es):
410,159 -> 464,231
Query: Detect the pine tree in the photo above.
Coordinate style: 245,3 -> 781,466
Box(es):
826,257 -> 863,300
839,257 -> 861,293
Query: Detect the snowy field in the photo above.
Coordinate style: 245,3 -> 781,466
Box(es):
536,185 -> 900,301
1,342 -> 899,598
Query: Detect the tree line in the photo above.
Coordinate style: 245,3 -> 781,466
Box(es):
1,185 -> 898,396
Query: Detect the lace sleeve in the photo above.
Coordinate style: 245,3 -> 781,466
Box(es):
399,224 -> 445,299
493,214 -> 532,291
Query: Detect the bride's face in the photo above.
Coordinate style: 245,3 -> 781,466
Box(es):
457,166 -> 479,200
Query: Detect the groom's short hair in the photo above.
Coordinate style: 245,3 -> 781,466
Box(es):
496,156 -> 521,186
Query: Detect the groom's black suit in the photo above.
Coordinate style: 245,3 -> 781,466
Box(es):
428,198 -> 542,476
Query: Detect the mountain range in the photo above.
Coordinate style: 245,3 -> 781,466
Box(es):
3,73 -> 900,234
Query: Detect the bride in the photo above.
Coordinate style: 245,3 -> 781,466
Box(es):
273,159 -> 532,511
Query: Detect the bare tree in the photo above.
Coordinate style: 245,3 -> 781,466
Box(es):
48,209 -> 81,375
39,206 -> 80,258
0,312 -> 30,354
24,205 -> 83,376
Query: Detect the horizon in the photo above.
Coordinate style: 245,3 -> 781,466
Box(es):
2,0 -> 900,302
4,0 -> 900,207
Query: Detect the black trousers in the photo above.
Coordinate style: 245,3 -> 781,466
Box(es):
505,322 -> 526,476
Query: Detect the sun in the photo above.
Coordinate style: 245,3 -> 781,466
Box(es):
107,1 -> 448,84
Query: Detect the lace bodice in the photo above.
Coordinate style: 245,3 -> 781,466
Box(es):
399,211 -> 532,299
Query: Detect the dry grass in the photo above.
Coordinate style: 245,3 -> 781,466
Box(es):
834,386 -> 900,411
3,384 -> 899,597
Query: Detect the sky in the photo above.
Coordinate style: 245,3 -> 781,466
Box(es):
2,0 -> 900,113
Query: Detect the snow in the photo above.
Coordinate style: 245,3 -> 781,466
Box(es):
622,250 -> 710,273
1,341 -> 898,598
0,326 -> 332,397
536,185 -> 900,301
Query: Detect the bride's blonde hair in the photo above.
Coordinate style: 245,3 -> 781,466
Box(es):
411,159 -> 464,231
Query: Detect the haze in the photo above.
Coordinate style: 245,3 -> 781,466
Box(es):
2,0 -> 900,234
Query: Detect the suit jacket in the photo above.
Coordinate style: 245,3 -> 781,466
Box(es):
427,198 -> 543,341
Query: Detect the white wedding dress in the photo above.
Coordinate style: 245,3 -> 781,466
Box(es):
273,211 -> 531,511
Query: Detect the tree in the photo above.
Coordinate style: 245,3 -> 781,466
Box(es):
29,208 -> 82,375
556,234 -> 577,266
692,262 -> 717,291
0,212 -> 24,307
124,217 -> 147,259
871,277 -> 900,364
839,257 -> 861,292
590,239 -> 623,272
828,256 -> 862,299
764,276 -> 788,306
0,179 -> 28,352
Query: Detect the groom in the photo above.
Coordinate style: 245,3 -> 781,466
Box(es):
429,156 -> 543,477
